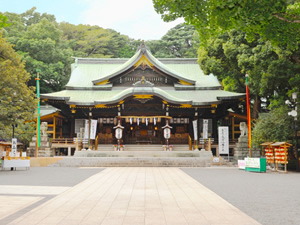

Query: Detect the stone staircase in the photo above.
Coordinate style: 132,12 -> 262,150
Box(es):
49,144 -> 213,167
96,144 -> 189,151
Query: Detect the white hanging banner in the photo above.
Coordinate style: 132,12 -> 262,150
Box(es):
154,117 -> 156,125
203,119 -> 208,139
90,119 -> 97,140
146,118 -> 148,126
192,120 -> 198,141
84,120 -> 89,139
130,117 -> 132,125
218,126 -> 229,154
137,118 -> 139,126
84,119 -> 98,140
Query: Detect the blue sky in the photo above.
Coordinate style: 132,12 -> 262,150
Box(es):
0,0 -> 184,40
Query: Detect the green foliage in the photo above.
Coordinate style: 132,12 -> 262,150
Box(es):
59,22 -> 137,58
146,23 -> 199,58
0,33 -> 36,140
252,105 -> 295,147
198,30 -> 300,117
0,13 -> 9,28
3,10 -> 73,93
153,0 -> 300,50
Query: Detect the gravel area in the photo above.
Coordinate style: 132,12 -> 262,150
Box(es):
182,167 -> 300,225
0,167 -> 104,187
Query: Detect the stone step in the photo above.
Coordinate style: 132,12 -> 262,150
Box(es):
74,150 -> 212,158
96,144 -> 189,151
49,156 -> 212,167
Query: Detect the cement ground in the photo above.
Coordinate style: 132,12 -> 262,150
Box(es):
182,167 -> 300,225
0,167 -> 299,225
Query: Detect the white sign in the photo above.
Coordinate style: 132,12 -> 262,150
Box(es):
238,160 -> 246,169
164,128 -> 171,139
84,120 -> 89,139
90,119 -> 97,140
213,157 -> 220,163
192,120 -> 198,141
203,119 -> 208,139
11,138 -> 17,157
84,119 -> 98,140
245,158 -> 260,168
218,126 -> 229,154
115,128 -> 123,139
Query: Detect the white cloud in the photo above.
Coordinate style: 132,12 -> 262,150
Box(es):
79,0 -> 184,40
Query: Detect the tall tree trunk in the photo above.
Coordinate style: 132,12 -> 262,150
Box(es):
252,95 -> 261,119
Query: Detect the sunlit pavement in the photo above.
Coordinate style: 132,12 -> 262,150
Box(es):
0,167 -> 260,225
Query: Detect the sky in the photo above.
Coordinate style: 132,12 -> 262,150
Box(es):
0,0 -> 184,40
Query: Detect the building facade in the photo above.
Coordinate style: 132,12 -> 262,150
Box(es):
41,44 -> 245,151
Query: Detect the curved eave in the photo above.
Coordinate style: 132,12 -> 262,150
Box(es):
92,50 -> 142,85
41,94 -> 70,101
92,48 -> 196,85
217,94 -> 245,100
144,50 -> 195,85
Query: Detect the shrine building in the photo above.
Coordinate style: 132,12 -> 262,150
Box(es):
41,43 -> 245,152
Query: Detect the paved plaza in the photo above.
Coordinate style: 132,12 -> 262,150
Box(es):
0,167 -> 299,225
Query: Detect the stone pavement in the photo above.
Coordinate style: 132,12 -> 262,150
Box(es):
0,168 -> 260,225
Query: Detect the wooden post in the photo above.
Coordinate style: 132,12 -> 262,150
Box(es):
53,116 -> 56,139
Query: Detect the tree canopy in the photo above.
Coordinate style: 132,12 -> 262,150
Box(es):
198,29 -> 300,117
153,0 -> 300,50
0,33 -> 36,140
146,23 -> 199,58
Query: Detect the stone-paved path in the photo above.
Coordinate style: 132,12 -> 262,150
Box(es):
0,167 -> 259,225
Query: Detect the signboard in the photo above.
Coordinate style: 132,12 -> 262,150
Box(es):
218,126 -> 229,154
84,120 -> 89,139
11,138 -> 17,157
84,119 -> 98,140
192,120 -> 198,141
164,128 -> 171,139
90,120 -> 97,140
238,160 -> 246,169
203,119 -> 208,139
115,128 -> 123,139
245,157 -> 260,168
213,157 -> 220,163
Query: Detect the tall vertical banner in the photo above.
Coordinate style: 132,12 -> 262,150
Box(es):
218,126 -> 229,154
11,138 -> 17,157
203,119 -> 208,139
84,119 -> 98,140
246,74 -> 252,150
192,120 -> 198,141
90,119 -> 97,140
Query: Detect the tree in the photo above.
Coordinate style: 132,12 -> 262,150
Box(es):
153,0 -> 300,50
14,18 -> 73,93
59,22 -> 136,58
0,33 -> 36,140
252,105 -> 295,147
146,23 -> 199,58
0,13 -> 9,28
198,29 -> 300,118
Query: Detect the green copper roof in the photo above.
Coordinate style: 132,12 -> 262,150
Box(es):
41,87 -> 244,106
91,46 -> 196,85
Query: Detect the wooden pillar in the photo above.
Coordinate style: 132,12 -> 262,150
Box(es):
53,116 -> 56,139
231,117 -> 235,140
